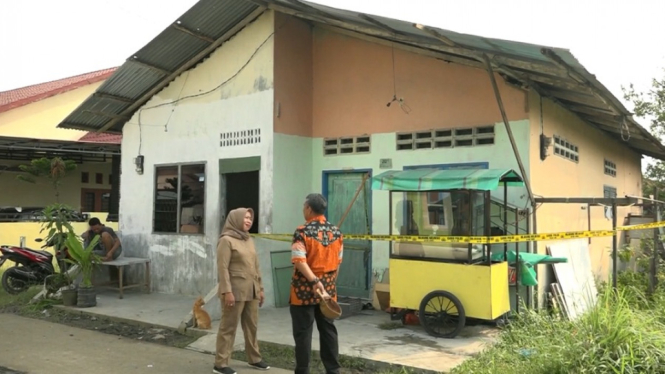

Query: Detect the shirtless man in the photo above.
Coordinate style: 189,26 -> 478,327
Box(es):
81,217 -> 122,261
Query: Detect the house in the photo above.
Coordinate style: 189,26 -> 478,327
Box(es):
57,0 -> 665,307
0,68 -> 121,214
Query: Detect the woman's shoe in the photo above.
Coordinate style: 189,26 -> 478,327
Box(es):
249,361 -> 271,370
213,366 -> 237,374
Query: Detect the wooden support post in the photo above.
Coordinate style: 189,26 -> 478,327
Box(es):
611,201 -> 618,290
482,54 -> 535,209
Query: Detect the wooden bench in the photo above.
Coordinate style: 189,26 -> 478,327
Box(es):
99,257 -> 151,299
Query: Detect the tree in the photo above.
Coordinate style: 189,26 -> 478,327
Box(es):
623,68 -> 665,201
16,157 -> 77,203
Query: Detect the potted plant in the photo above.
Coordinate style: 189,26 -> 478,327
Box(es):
45,272 -> 77,306
64,231 -> 101,308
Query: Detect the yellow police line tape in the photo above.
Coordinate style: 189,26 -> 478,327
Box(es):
251,220 -> 665,245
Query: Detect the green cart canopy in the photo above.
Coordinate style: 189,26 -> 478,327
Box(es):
371,168 -> 525,191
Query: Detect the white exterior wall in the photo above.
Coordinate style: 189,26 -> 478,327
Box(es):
119,12 -> 275,300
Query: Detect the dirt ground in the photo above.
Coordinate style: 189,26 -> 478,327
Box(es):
0,288 -> 199,349
0,366 -> 25,374
0,288 -> 432,374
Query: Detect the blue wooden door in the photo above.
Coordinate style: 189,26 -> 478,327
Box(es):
324,172 -> 371,298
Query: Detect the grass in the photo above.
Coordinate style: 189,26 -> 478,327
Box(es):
232,340 -> 431,374
378,321 -> 403,330
0,286 -> 200,348
452,271 -> 665,374
0,286 -> 46,315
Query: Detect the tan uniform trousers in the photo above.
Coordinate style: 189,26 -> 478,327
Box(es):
215,299 -> 261,367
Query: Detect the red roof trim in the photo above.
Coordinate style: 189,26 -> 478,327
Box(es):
0,68 -> 118,114
78,132 -> 122,144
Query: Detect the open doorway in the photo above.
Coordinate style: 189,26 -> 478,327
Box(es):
224,171 -> 260,233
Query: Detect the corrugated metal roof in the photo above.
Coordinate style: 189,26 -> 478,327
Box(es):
57,0 -> 665,160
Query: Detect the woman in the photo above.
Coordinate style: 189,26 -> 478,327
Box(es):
214,208 -> 270,374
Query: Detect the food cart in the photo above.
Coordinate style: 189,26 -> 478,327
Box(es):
371,168 -> 525,338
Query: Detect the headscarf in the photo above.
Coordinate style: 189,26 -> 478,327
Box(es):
220,207 -> 253,241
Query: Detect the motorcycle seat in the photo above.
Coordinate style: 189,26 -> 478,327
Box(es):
21,248 -> 53,260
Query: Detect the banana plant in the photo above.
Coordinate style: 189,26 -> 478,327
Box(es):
64,231 -> 101,288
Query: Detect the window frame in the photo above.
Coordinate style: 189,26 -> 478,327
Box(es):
152,161 -> 207,235
604,159 -> 617,177
603,185 -> 617,218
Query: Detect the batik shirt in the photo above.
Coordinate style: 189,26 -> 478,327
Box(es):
290,216 -> 343,306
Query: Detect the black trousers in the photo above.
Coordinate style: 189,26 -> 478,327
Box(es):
290,305 -> 340,374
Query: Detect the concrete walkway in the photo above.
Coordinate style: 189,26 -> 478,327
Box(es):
71,291 -> 498,373
0,314 -> 290,374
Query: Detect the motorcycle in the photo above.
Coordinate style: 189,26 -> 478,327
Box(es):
0,234 -> 70,295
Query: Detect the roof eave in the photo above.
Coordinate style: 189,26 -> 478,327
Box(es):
56,0 -> 665,161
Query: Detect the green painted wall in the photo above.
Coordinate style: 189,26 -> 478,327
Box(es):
272,134 -> 314,234
310,119 -> 531,275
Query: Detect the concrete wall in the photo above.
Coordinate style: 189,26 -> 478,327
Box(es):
310,123 -> 531,276
119,12 -> 276,299
310,27 -> 527,138
0,160 -> 112,209
528,91 -> 642,286
0,82 -> 103,141
272,16 -> 531,277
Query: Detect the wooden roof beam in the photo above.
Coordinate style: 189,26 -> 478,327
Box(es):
172,23 -> 215,43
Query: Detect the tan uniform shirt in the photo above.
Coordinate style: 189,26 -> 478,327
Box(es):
217,236 -> 263,301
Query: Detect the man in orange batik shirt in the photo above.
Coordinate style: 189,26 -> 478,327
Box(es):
290,193 -> 343,374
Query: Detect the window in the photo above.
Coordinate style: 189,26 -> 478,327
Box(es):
396,125 -> 495,151
604,159 -> 617,177
80,189 -> 112,212
603,185 -> 617,199
108,174 -> 113,185
553,135 -> 579,162
153,163 -> 206,234
95,173 -> 103,184
400,191 -> 485,237
323,135 -> 371,156
81,172 -> 89,184
603,185 -> 617,218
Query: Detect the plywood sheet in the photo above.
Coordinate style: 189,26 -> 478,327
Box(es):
547,239 -> 597,319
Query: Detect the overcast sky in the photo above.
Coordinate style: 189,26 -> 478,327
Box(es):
1,0 -> 664,121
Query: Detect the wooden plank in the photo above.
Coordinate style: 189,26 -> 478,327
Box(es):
172,23 -> 215,43
359,14 -> 403,35
93,92 -> 134,104
566,104 -> 620,118
551,283 -> 570,319
542,48 -> 623,116
127,58 -> 172,76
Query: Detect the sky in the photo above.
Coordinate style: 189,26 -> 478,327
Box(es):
1,0 -> 664,122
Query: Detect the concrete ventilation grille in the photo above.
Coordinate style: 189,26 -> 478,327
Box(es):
396,125 -> 495,151
604,159 -> 617,177
553,135 -> 579,163
323,135 -> 371,156
220,128 -> 261,147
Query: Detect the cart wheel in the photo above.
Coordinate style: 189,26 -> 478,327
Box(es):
418,290 -> 466,338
